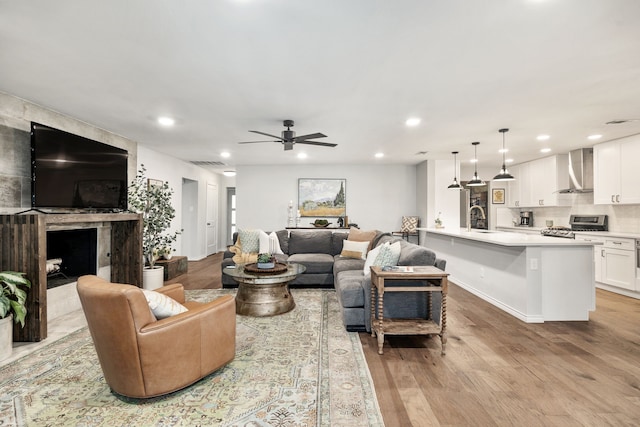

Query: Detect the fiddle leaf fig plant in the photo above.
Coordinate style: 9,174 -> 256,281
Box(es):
0,271 -> 32,328
128,165 -> 181,268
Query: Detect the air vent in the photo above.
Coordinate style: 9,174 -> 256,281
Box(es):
415,151 -> 428,155
190,161 -> 226,167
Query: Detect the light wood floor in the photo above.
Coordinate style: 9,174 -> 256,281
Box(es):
177,255 -> 640,426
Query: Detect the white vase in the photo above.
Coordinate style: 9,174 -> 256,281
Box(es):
143,266 -> 164,290
0,314 -> 13,362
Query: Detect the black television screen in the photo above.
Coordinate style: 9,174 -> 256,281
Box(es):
31,122 -> 128,211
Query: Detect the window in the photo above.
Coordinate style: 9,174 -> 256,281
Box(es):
227,187 -> 236,245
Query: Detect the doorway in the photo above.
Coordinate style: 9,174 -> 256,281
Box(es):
181,178 -> 198,259
206,183 -> 218,255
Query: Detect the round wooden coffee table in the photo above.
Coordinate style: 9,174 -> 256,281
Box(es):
223,263 -> 306,316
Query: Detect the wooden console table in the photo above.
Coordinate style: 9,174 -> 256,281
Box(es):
370,265 -> 448,355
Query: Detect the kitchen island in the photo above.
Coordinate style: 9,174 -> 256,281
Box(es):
422,228 -> 602,322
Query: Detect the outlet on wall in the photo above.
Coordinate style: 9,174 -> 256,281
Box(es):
530,258 -> 539,270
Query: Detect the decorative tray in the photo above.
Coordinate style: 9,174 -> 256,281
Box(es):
244,262 -> 288,274
313,223 -> 331,228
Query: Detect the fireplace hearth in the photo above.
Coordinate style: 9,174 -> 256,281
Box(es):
46,228 -> 97,289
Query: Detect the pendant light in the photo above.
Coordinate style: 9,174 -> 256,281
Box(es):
493,128 -> 515,181
447,151 -> 462,189
467,142 -> 486,186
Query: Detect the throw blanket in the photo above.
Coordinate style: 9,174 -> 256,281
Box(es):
229,233 -> 258,264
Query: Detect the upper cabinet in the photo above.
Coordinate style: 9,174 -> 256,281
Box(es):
507,154 -> 569,208
594,135 -> 640,205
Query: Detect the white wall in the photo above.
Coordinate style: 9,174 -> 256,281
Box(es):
137,145 -> 223,259
235,164 -> 417,232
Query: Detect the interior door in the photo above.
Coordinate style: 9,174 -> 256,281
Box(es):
206,183 -> 218,255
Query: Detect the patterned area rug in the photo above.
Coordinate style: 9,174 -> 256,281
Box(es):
0,289 -> 384,426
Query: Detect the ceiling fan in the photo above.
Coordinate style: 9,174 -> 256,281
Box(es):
238,120 -> 337,151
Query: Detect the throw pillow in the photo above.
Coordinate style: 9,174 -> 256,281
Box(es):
347,227 -> 377,251
238,229 -> 260,253
340,239 -> 370,260
258,230 -> 270,253
141,289 -> 188,319
363,243 -> 385,274
374,241 -> 401,267
268,231 -> 284,254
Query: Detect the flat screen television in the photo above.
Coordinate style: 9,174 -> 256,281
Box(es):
31,122 -> 129,211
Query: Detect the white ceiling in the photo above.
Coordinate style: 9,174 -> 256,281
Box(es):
2,0 -> 640,174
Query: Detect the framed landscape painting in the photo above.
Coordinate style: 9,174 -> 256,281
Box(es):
298,178 -> 346,217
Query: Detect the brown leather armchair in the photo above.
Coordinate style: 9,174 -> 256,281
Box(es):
77,275 -> 236,398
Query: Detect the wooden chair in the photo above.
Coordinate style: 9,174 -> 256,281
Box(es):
392,216 -> 420,244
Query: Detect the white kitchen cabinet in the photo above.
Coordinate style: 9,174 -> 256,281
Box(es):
507,163 -> 527,207
594,135 -> 640,205
600,237 -> 635,291
507,155 -> 568,208
575,234 -> 605,282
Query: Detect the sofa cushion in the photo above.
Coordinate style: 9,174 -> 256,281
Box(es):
397,239 -> 436,266
333,255 -> 366,276
335,270 -> 366,308
288,230 -> 332,254
276,230 -> 289,254
340,240 -> 369,260
331,232 -> 349,256
287,253 -> 335,274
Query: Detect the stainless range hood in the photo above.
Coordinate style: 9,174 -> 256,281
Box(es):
558,148 -> 593,193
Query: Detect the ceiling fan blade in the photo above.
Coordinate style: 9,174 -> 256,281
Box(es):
249,130 -> 282,140
238,140 -> 280,144
294,132 -> 327,142
296,141 -> 337,147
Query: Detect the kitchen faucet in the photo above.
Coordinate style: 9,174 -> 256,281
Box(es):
467,205 -> 486,231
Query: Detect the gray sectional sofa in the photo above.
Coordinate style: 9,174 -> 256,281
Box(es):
222,229 -> 446,332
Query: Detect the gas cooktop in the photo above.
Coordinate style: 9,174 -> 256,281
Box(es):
541,227 -> 575,239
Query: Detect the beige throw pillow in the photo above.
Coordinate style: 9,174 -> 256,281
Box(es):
348,227 -> 377,251
341,240 -> 370,260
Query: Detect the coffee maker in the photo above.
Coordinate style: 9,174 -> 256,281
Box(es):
519,211 -> 533,227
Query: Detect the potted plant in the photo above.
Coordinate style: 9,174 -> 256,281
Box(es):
128,165 -> 181,289
0,271 -> 31,361
257,253 -> 276,269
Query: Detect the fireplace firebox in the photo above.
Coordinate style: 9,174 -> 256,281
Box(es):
46,228 -> 97,288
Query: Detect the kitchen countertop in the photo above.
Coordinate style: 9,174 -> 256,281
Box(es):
495,225 -> 640,240
421,227 -> 603,247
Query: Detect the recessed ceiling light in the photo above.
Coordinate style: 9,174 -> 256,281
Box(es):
223,171 -> 236,177
587,134 -> 602,140
536,134 -> 550,141
498,148 -> 508,153
157,116 -> 175,127
470,159 -> 478,163
505,158 -> 514,163
405,117 -> 421,127
297,152 -> 307,159
220,151 -> 231,158
540,148 -> 551,153
375,152 -> 384,158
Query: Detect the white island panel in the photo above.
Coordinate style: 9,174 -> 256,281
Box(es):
424,229 -> 597,322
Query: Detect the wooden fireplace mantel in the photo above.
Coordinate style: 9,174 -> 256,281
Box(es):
0,212 -> 143,342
